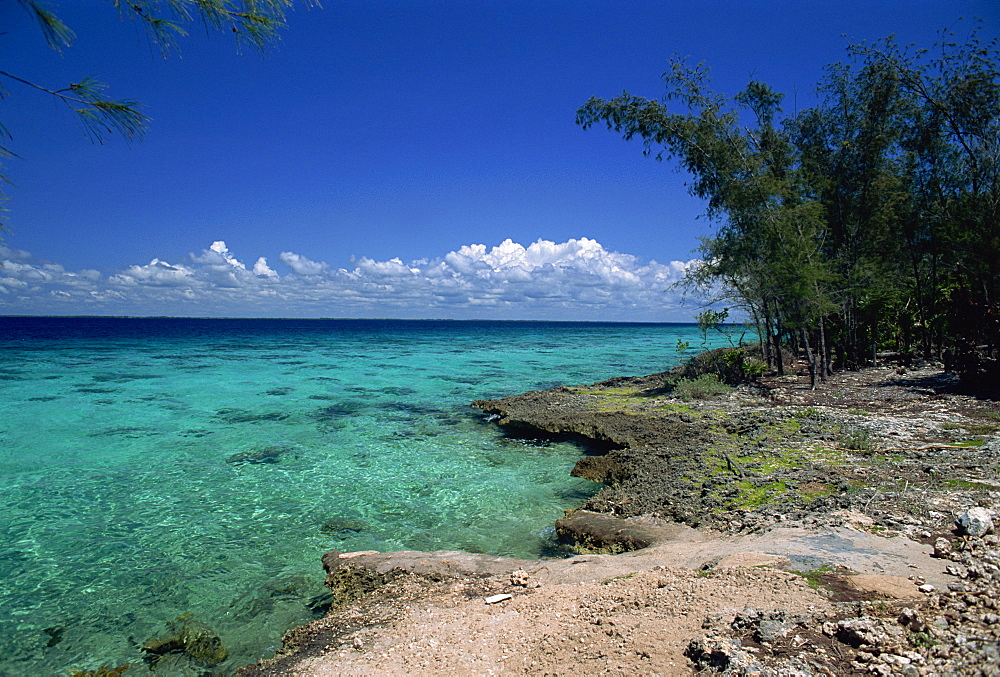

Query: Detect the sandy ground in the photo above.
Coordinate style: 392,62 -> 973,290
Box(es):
291,564 -> 827,675
244,518 -> 951,676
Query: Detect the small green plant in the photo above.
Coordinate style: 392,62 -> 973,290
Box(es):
793,564 -> 835,589
847,408 -> 869,416
839,427 -> 876,452
793,407 -> 821,419
672,373 -> 733,400
676,338 -> 691,353
909,632 -> 937,648
741,356 -> 767,378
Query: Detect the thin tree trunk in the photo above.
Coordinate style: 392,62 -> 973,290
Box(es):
754,306 -> 772,369
802,327 -> 817,390
773,303 -> 785,375
819,315 -> 831,379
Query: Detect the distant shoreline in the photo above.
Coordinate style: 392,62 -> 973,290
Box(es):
0,315 -> 707,325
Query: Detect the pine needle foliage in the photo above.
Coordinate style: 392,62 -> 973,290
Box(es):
1,0 -> 319,225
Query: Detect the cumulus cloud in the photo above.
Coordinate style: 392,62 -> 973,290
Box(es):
279,251 -> 329,276
110,259 -> 194,287
0,239 -> 704,320
192,241 -> 245,269
253,257 -> 278,278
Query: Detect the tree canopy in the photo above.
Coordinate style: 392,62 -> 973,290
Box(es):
578,24 -> 1000,387
1,0 -> 317,225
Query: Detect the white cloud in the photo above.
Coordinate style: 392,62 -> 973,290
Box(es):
252,257 -> 278,278
0,238 -> 705,320
192,241 -> 246,269
354,256 -> 416,279
279,251 -> 329,276
110,258 -> 194,287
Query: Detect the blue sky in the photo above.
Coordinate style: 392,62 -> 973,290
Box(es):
2,0 -> 997,320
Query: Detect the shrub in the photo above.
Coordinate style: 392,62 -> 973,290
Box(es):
673,344 -> 768,384
741,357 -> 767,378
672,374 -> 733,400
839,427 -> 876,452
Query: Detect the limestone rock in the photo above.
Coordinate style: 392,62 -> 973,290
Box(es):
553,510 -> 684,553
933,537 -> 954,558
834,616 -> 904,650
956,507 -> 994,537
685,634 -> 813,676
509,569 -> 530,586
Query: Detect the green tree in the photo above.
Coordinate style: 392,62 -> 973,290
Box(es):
578,60 -> 835,384
578,26 -> 1000,386
797,28 -> 1000,373
1,0 -> 317,225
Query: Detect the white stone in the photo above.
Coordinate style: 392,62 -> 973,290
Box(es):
956,507 -> 994,537
510,569 -> 530,586
484,594 -> 513,604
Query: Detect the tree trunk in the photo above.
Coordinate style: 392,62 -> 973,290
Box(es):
819,315 -> 831,380
773,305 -> 785,375
802,327 -> 817,390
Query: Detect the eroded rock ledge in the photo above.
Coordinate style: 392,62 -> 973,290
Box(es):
473,366 -> 1000,543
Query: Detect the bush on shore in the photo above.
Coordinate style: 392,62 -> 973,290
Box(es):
672,373 -> 733,400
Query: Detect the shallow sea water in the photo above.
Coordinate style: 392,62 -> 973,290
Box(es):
0,318 -> 728,675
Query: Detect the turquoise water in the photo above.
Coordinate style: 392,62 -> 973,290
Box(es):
0,318 -> 724,675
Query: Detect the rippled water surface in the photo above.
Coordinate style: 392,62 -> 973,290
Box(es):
0,317 -> 727,675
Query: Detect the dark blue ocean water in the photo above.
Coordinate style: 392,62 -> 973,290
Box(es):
0,317 -> 727,675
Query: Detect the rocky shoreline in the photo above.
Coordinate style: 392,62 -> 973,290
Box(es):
239,361 -> 1000,676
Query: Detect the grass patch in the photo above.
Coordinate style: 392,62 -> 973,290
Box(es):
570,386 -> 650,413
758,453 -> 807,473
657,402 -> 698,415
966,424 -> 998,435
940,422 -> 997,435
954,439 -> 986,447
733,479 -> 788,509
792,564 -> 835,589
